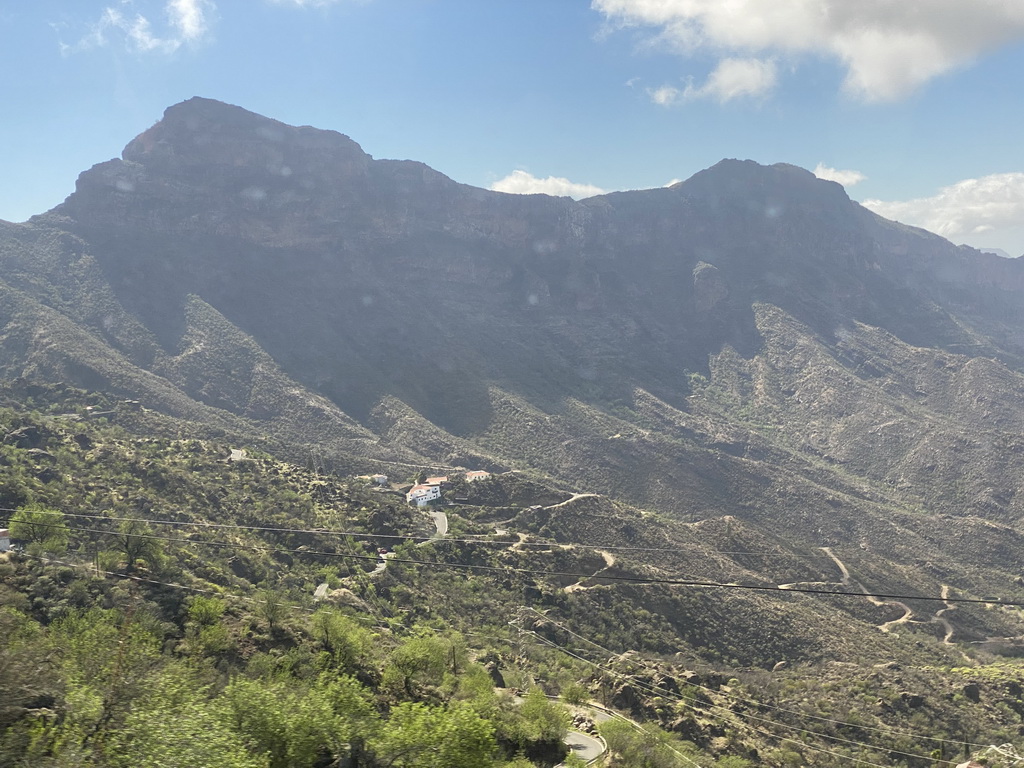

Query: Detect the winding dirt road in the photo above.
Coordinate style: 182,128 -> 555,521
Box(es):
819,547 -> 914,633
780,548 -> 913,633
934,584 -> 956,644
795,549 -> 971,646
564,549 -> 616,594
544,493 -> 600,511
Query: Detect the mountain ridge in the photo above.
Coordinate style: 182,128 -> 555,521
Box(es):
3,96 -> 1024,588
7,98 -> 1024,765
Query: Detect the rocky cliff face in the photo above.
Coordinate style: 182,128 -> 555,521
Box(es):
37,98 -> 1024,431
9,100 -> 1024,752
5,97 -> 1024,543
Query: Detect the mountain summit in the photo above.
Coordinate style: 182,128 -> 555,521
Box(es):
4,97 -> 1024,532
6,97 -> 1024,701
8,98 -> 1024,767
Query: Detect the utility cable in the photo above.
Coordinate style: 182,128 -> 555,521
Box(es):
12,547 -> 980,763
20,552 -> 515,647
529,624 -> 976,761
510,624 -> 704,768
2,507 -> 795,556
517,616 -> 971,763
526,608 -> 990,751
520,628 -> 963,767
11,517 -> 1023,607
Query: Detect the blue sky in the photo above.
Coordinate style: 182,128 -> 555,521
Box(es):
3,0 -> 1024,255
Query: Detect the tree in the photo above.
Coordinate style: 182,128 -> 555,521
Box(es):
383,633 -> 462,696
310,609 -> 376,672
370,701 -> 497,768
0,607 -> 60,735
105,666 -> 264,768
9,504 -> 70,553
188,596 -> 226,626
518,687 -> 569,744
561,681 -> 590,706
254,590 -> 287,633
41,606 -> 164,762
183,597 -> 233,659
223,673 -> 378,768
112,519 -> 163,572
599,720 -> 701,768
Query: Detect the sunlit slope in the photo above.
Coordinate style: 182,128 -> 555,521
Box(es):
0,98 -> 1022,627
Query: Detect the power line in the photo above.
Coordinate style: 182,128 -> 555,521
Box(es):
509,627 -> 704,768
25,555 -> 600,674
743,723 -> 897,768
21,552 -> 313,614
9,512 -> 1024,606
10,547 -> 986,763
30,549 -> 928,766
526,608 -> 990,750
1,507 -> 795,556
520,627 -> 963,767
20,552 -> 516,648
10,517 -> 1024,607
539,629 -> 973,764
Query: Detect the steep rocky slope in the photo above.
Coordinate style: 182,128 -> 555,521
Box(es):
2,97 -> 1024,656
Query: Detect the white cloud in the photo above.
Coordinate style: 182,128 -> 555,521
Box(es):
648,57 -> 776,105
61,1 -> 213,56
490,170 -> 606,200
690,57 -> 777,102
862,172 -> 1024,255
167,0 -> 211,41
813,164 -> 866,187
647,84 -> 683,106
126,12 -> 179,53
593,0 -> 1024,101
58,8 -> 117,54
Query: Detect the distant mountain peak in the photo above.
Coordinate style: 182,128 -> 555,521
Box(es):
54,97 -> 379,230
675,158 -> 851,210
120,96 -> 369,170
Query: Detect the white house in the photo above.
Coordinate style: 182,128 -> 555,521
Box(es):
0,528 -> 9,553
406,484 -> 441,507
371,474 -> 388,486
465,470 -> 490,482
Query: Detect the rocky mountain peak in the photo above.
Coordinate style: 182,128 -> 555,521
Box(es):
34,101 -> 1024,398
122,96 -> 370,171
674,158 -> 852,215
54,98 -> 380,239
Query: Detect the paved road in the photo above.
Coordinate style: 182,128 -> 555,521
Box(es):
559,731 -> 605,765
416,509 -> 449,547
428,510 -> 448,536
370,552 -> 393,575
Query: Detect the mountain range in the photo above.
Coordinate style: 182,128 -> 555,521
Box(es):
4,96 -> 1024,665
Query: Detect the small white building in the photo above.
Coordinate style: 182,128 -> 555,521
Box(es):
406,484 -> 441,507
0,528 -> 9,553
371,474 -> 388,486
465,470 -> 490,482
